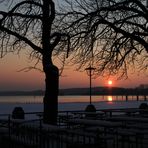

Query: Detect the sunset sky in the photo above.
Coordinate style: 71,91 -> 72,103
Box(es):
0,51 -> 147,91
0,1 -> 147,91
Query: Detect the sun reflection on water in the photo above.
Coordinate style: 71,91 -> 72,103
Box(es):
107,96 -> 113,102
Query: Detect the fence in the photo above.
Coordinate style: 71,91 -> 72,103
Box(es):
1,108 -> 148,148
0,112 -> 102,148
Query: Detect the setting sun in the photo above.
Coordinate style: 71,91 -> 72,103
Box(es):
108,80 -> 113,85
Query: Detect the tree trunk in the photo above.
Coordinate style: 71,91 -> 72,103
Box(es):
42,0 -> 58,124
43,64 -> 59,125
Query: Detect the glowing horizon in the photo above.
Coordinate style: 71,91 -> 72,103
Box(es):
0,53 -> 147,91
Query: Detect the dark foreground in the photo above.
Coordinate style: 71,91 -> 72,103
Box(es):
1,108 -> 148,148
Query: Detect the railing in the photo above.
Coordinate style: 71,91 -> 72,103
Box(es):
1,109 -> 148,148
0,112 -> 100,148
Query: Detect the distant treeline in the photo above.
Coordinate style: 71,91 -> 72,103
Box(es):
59,87 -> 148,96
0,87 -> 147,96
0,90 -> 44,96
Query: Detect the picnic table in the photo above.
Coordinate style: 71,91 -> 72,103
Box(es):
107,116 -> 148,123
68,118 -> 122,128
100,108 -> 139,117
71,111 -> 105,119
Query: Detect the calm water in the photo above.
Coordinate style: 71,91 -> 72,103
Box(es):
0,95 -> 147,115
0,95 -> 147,104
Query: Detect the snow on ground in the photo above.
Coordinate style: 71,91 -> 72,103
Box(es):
0,100 -> 146,114
59,101 -> 146,111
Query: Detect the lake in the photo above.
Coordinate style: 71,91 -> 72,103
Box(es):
0,95 -> 147,115
0,95 -> 147,104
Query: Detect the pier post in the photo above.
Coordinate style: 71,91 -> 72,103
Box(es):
144,95 -> 147,101
126,95 -> 128,101
137,95 -> 139,101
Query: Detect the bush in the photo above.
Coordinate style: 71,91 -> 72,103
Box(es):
85,104 -> 96,119
85,104 -> 96,112
12,107 -> 25,119
139,103 -> 148,114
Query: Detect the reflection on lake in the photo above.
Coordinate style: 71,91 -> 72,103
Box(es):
107,96 -> 113,102
0,95 -> 147,104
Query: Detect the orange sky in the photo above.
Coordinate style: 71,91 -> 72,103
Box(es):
0,2 -> 147,91
0,52 -> 147,91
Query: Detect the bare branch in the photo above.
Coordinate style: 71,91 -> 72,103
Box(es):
59,0 -> 148,78
0,25 -> 42,53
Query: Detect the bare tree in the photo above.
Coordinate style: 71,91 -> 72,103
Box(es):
61,0 -> 148,78
0,0 -> 70,124
0,0 -> 147,124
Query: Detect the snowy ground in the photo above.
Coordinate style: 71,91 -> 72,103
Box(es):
0,101 -> 148,148
0,100 -> 146,114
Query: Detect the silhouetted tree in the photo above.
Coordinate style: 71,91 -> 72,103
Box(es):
61,0 -> 148,78
0,0 -> 70,124
0,0 -> 147,124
